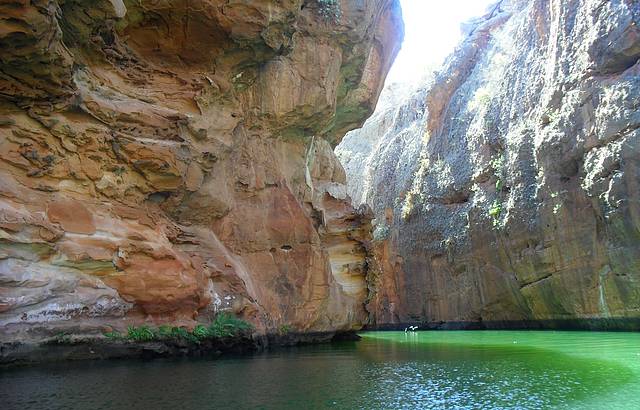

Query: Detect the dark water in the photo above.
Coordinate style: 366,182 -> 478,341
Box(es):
1,331 -> 639,409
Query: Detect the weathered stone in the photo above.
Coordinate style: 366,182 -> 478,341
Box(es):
337,0 -> 640,329
0,0 -> 403,342
47,199 -> 96,235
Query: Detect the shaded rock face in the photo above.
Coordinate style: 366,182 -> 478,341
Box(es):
337,0 -> 640,329
0,0 -> 402,341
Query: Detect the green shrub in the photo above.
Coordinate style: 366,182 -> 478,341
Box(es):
156,325 -> 173,339
489,199 -> 503,227
110,315 -> 253,344
208,313 -> 254,338
279,324 -> 292,335
489,200 -> 502,217
489,153 -> 506,228
192,324 -> 210,340
127,325 -> 155,342
104,331 -> 123,340
169,327 -> 199,343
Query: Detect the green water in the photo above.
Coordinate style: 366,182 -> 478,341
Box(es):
1,331 -> 639,409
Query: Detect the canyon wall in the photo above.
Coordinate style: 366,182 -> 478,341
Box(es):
0,0 -> 402,342
337,0 -> 640,329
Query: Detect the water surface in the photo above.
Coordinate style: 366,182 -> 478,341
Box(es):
2,331 -> 639,409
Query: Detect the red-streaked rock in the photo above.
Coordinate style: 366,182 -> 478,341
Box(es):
0,0 -> 403,341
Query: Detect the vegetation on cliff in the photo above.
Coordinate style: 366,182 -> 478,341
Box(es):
104,313 -> 254,343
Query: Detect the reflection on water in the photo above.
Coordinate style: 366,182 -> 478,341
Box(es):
1,331 -> 639,409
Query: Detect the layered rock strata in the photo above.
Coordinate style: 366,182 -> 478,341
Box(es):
0,0 -> 402,342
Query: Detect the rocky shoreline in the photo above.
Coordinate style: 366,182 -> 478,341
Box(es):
365,318 -> 640,332
6,318 -> 640,367
0,331 -> 361,368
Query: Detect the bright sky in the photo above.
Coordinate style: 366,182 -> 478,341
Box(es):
386,0 -> 496,84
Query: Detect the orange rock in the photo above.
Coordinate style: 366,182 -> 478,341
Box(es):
0,0 -> 403,341
47,199 -> 96,235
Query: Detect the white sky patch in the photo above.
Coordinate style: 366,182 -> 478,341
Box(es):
386,0 -> 497,84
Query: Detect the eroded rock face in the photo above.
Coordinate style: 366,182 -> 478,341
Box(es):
0,0 -> 402,341
337,0 -> 640,329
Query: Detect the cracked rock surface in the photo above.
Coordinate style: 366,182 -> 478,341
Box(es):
337,0 -> 640,329
0,0 -> 402,341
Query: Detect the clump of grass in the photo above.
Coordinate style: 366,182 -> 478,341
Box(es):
490,155 -> 505,189
279,324 -> 292,335
489,199 -> 504,228
168,326 -> 199,343
208,313 -> 254,338
488,153 -> 507,228
127,325 -> 155,342
104,331 -> 123,340
156,325 -> 173,339
489,199 -> 502,218
192,324 -> 210,340
105,313 -> 253,343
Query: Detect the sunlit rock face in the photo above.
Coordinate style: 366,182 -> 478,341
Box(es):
337,0 -> 640,329
0,0 -> 403,341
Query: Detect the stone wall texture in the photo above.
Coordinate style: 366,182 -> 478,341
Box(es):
0,0 -> 403,341
337,0 -> 640,329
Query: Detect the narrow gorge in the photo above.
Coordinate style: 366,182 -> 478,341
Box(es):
2,1 -> 640,409
1,0 -> 639,356
0,0 -> 402,345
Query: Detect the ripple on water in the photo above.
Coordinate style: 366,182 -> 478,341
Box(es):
1,331 -> 639,410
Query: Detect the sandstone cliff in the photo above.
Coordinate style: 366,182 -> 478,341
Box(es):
337,0 -> 640,329
0,0 -> 403,342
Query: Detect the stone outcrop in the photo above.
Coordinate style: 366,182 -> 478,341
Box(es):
0,0 -> 403,342
337,0 -> 640,329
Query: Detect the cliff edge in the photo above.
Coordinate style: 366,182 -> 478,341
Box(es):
0,0 -> 403,342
